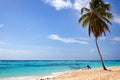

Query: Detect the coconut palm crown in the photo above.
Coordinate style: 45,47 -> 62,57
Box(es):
78,0 -> 113,70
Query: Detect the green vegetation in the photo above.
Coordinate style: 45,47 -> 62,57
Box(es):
78,0 -> 113,70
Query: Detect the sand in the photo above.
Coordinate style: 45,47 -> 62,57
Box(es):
0,66 -> 120,80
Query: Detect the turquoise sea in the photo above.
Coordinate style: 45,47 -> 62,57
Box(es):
0,60 -> 120,78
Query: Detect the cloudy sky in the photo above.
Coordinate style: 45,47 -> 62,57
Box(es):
0,0 -> 120,60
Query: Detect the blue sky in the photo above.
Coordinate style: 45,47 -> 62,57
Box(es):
0,0 -> 120,60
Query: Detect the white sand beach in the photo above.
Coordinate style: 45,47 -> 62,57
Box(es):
0,66 -> 120,80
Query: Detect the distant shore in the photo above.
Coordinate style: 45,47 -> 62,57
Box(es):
0,66 -> 120,80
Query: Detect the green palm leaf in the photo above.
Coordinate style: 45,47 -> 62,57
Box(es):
78,13 -> 89,24
78,0 -> 113,70
82,15 -> 90,28
81,7 -> 90,14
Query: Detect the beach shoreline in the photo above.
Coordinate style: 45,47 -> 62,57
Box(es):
0,66 -> 120,80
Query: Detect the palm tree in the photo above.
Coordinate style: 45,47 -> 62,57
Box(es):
78,0 -> 113,70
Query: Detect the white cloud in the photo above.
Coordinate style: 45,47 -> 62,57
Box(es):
78,37 -> 88,40
0,24 -> 4,28
0,48 -> 30,54
0,48 -> 45,60
99,37 -> 106,40
111,37 -> 120,42
0,41 -> 7,46
43,0 -> 72,10
0,48 -> 44,54
90,48 -> 96,53
43,0 -> 120,25
43,0 -> 90,11
48,34 -> 88,44
113,14 -> 120,25
0,41 -> 8,47
73,0 -> 89,11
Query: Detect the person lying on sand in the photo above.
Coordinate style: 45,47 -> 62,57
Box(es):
86,65 -> 91,69
82,65 -> 92,70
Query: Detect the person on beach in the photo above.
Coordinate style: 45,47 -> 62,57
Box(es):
86,65 -> 91,69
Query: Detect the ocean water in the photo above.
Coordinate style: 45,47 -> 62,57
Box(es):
0,60 -> 120,78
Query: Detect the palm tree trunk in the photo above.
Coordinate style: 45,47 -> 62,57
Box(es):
95,38 -> 107,70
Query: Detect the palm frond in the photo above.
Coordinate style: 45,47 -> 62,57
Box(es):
104,12 -> 113,19
88,24 -> 92,36
78,13 -> 89,24
100,15 -> 112,25
98,17 -> 110,32
82,16 -> 90,28
104,4 -> 111,11
81,7 -> 90,14
78,0 -> 112,38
